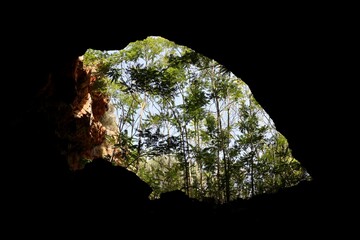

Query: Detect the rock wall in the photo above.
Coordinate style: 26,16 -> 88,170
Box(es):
30,56 -> 114,170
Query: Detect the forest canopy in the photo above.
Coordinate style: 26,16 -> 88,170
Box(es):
82,36 -> 311,203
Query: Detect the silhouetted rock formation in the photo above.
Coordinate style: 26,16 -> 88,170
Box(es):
68,158 -> 152,218
71,158 -> 152,202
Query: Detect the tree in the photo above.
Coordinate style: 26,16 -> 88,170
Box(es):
82,36 -> 311,202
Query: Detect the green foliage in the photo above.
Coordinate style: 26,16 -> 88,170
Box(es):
82,36 -> 311,203
137,156 -> 183,199
137,127 -> 182,156
204,113 -> 217,137
91,77 -> 109,93
126,65 -> 178,98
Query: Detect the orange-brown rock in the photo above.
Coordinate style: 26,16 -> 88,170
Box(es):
33,56 -> 113,170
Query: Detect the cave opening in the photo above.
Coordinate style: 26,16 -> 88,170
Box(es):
62,36 -> 312,203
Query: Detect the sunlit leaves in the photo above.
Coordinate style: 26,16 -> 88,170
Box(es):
82,36 -> 310,202
127,65 -> 178,98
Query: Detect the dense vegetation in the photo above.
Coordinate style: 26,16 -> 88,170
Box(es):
83,36 -> 311,203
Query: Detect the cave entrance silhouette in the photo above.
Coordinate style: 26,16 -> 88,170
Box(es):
68,36 -> 311,203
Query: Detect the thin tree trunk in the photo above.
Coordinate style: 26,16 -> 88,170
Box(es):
195,119 -> 204,198
215,93 -> 223,202
249,100 -> 255,198
184,125 -> 191,196
135,100 -> 146,172
224,107 -> 231,202
169,104 -> 190,195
